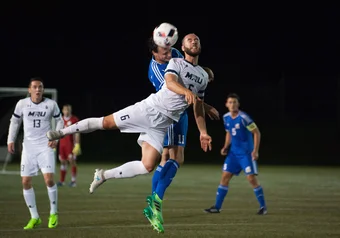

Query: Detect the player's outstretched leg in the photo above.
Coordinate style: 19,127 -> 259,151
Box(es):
47,117 -> 105,141
89,169 -> 106,194
143,206 -> 164,233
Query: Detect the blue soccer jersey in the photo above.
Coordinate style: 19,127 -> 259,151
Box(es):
148,48 -> 183,91
222,111 -> 258,175
148,48 -> 188,147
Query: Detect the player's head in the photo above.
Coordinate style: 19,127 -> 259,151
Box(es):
28,77 -> 44,102
148,37 -> 172,64
62,104 -> 72,117
226,93 -> 240,113
181,33 -> 201,57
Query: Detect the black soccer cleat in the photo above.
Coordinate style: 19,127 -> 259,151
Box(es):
204,205 -> 221,213
257,207 -> 267,215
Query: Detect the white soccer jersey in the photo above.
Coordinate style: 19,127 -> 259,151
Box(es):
8,97 -> 62,151
144,58 -> 209,121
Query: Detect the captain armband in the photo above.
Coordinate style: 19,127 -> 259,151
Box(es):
246,122 -> 257,131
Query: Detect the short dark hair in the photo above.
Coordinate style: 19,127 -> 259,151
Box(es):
227,93 -> 240,102
148,36 -> 159,54
29,77 -> 44,87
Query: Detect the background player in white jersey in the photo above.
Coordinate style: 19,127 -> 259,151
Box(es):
46,33 -> 212,233
7,77 -> 63,229
147,36 -> 219,221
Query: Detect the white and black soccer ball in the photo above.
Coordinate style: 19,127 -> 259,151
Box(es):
153,22 -> 179,48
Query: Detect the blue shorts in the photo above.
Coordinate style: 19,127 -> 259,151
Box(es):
222,152 -> 258,175
163,111 -> 188,147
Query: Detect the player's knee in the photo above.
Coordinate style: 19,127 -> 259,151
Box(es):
246,174 -> 259,187
220,172 -> 232,185
22,177 -> 32,189
43,174 -> 55,187
103,115 -> 116,130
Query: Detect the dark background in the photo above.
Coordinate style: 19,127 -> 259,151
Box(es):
0,3 -> 339,165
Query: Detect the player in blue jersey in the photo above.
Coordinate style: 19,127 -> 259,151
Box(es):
204,93 -> 267,215
145,36 -> 219,228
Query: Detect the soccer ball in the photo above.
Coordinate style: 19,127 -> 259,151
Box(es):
153,22 -> 179,48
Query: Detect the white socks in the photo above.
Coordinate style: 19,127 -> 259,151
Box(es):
61,117 -> 104,135
23,188 -> 39,219
104,161 -> 149,179
47,184 -> 58,215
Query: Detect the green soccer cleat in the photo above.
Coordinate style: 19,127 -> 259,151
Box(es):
146,192 -> 164,224
23,218 -> 42,230
48,213 -> 58,228
143,207 -> 164,233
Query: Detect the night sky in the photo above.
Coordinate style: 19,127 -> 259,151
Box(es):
1,3 -> 339,163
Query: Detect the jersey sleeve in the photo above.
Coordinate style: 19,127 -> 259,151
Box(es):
7,100 -> 23,144
165,58 -> 180,77
223,117 -> 229,132
53,101 -> 64,131
148,61 -> 165,91
241,113 -> 257,131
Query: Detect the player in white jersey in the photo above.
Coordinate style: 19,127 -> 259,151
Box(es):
7,77 -> 64,230
46,33 -> 211,233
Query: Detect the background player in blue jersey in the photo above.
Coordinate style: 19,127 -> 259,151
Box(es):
147,37 -> 219,199
204,93 -> 267,215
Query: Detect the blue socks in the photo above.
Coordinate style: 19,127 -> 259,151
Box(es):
215,185 -> 229,210
155,159 -> 179,200
151,165 -> 163,193
254,185 -> 266,208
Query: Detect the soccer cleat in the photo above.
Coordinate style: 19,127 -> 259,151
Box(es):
146,193 -> 164,224
56,181 -> 64,187
48,213 -> 58,228
69,181 -> 77,187
257,207 -> 268,215
143,207 -> 164,233
204,205 -> 221,213
46,130 -> 64,141
23,217 -> 42,230
89,169 -> 106,194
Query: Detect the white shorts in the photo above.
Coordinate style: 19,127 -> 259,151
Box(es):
113,100 -> 173,154
21,146 -> 56,177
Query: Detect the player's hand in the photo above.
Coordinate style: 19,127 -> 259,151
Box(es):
184,89 -> 197,105
251,150 -> 259,161
48,140 -> 58,149
220,147 -> 228,156
72,143 -> 82,156
7,143 -> 15,154
200,133 -> 212,152
206,106 -> 220,120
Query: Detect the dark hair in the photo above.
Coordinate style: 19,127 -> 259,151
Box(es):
148,36 -> 159,54
227,93 -> 240,102
29,77 -> 44,87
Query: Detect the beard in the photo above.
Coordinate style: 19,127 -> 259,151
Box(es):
183,46 -> 201,57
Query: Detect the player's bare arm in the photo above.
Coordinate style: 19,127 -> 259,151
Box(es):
247,123 -> 261,160
221,131 -> 231,156
204,102 -> 220,120
165,73 -> 197,105
193,99 -> 212,152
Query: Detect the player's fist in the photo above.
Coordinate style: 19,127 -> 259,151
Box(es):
184,89 -> 197,105
202,67 -> 214,83
7,142 -> 15,154
200,133 -> 212,152
72,143 -> 82,156
220,147 -> 228,156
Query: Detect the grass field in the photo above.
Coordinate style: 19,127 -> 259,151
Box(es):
0,163 -> 339,238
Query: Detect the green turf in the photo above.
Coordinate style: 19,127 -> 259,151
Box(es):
0,163 -> 339,238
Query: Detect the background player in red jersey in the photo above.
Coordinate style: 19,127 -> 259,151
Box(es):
57,104 -> 81,187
